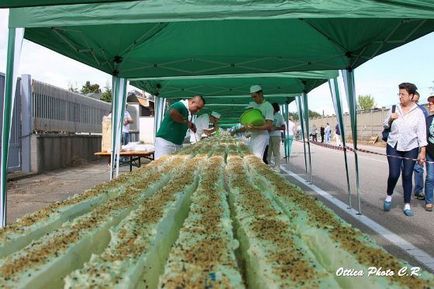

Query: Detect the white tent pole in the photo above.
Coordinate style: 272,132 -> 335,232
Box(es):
154,96 -> 160,137
0,28 -> 24,228
110,76 -> 127,180
158,97 -> 163,129
285,102 -> 290,163
302,92 -> 313,183
116,78 -> 127,178
329,78 -> 352,209
342,69 -> 362,215
110,76 -> 118,180
280,104 -> 287,160
160,98 -> 167,126
296,95 -> 308,174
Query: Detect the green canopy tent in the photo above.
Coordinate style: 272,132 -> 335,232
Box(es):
0,0 -> 137,8
2,1 -> 434,226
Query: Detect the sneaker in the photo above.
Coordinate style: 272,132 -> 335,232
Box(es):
383,200 -> 392,211
403,208 -> 414,217
425,204 -> 433,212
415,193 -> 425,200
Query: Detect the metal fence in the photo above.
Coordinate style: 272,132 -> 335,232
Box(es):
32,80 -> 111,133
31,80 -> 138,133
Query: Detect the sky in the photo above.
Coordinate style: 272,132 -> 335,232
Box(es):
1,8 -> 433,115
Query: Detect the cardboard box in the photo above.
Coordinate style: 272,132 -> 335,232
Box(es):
101,116 -> 112,152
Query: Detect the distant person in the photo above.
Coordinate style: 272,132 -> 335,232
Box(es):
320,126 -> 325,143
335,123 -> 342,147
325,123 -> 331,144
311,125 -> 318,142
412,91 -> 429,200
286,117 -> 296,157
122,105 -> 133,145
155,95 -> 205,159
267,103 -> 285,171
107,106 -> 133,145
296,124 -> 302,140
383,82 -> 427,217
424,95 -> 434,212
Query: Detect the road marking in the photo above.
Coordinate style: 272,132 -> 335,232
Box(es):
280,166 -> 434,272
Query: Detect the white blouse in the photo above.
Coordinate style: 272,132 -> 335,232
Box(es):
383,103 -> 427,151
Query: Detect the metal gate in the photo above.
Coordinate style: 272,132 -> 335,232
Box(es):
0,73 -> 22,172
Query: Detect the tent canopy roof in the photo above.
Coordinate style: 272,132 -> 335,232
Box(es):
131,71 -> 338,100
134,71 -> 337,123
8,2 -> 434,80
5,2 -> 434,124
9,1 -> 434,26
0,0 -> 135,8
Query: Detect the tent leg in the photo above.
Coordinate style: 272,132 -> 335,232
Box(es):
110,76 -> 127,180
154,96 -> 160,138
342,69 -> 362,215
296,95 -> 308,174
284,102 -> 290,163
302,92 -> 313,183
1,28 -> 24,228
280,104 -> 288,161
329,78 -> 352,209
154,96 -> 165,134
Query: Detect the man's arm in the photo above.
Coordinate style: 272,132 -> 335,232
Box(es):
124,112 -> 133,125
169,109 -> 196,132
170,109 -> 187,124
247,120 -> 273,131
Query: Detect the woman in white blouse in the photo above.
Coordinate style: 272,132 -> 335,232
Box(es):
383,82 -> 427,217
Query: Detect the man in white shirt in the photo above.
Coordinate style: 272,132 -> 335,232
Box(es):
240,85 -> 274,158
190,111 -> 221,143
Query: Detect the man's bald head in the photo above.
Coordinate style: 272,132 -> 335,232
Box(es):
188,95 -> 205,114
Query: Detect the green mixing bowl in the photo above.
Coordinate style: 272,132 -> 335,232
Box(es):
240,108 -> 265,126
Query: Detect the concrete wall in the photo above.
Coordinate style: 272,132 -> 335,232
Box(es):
31,134 -> 102,173
308,109 -> 390,141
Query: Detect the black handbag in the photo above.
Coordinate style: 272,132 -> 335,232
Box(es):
382,105 -> 396,142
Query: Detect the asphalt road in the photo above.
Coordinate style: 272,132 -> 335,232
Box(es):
281,140 -> 434,272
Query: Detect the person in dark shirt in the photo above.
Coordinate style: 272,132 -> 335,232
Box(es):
320,126 -> 325,143
412,92 -> 429,200
424,95 -> 434,211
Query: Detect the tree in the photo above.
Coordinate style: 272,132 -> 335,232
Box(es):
287,110 -> 321,120
358,94 -> 375,110
308,110 -> 321,118
288,112 -> 299,121
100,86 -> 112,103
80,81 -> 101,94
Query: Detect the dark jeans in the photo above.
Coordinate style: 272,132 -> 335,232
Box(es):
122,132 -> 130,145
386,144 -> 418,203
263,145 -> 269,164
